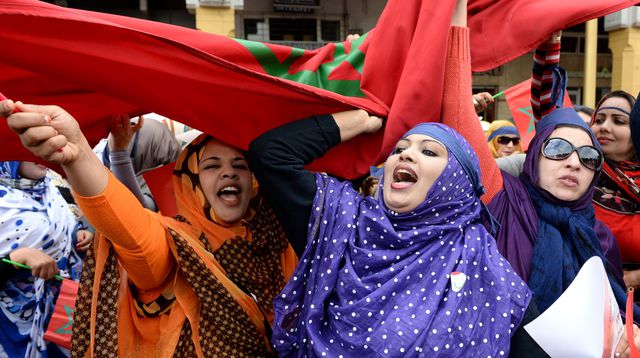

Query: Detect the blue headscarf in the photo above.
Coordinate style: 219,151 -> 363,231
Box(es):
0,161 -> 84,357
487,126 -> 520,142
490,108 -> 638,320
272,123 -> 530,357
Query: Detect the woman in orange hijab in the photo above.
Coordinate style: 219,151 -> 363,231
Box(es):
1,99 -> 297,357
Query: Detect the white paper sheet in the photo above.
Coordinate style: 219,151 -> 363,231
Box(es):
524,256 -> 624,358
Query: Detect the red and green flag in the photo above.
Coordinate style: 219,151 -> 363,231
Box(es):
0,0 -> 634,178
43,279 -> 79,349
504,79 -> 573,151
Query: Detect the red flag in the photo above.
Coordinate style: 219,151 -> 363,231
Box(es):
468,0 -> 636,72
0,0 -> 633,178
43,279 -> 79,349
143,163 -> 178,217
504,79 -> 573,151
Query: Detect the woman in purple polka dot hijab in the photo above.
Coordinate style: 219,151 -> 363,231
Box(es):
250,112 -> 532,357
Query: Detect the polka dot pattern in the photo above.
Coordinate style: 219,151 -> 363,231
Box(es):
0,162 -> 85,357
273,125 -> 531,357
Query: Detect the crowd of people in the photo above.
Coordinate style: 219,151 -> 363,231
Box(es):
2,0 -> 640,357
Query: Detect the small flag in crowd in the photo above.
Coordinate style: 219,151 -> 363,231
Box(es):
504,79 -> 573,151
43,279 -> 80,349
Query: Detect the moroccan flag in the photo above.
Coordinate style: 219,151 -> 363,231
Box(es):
0,0 -> 634,178
504,78 -> 573,151
43,279 -> 79,349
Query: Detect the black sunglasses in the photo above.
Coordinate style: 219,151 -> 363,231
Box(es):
496,136 -> 520,145
541,137 -> 603,171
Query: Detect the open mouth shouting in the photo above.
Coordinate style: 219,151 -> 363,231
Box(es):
217,185 -> 242,206
391,166 -> 418,189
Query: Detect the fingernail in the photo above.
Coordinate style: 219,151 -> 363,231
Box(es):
44,115 -> 51,123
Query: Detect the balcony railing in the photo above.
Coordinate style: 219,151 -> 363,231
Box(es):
268,40 -> 325,50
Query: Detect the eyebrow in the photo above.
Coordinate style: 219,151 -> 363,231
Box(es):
420,139 -> 446,151
200,156 -> 247,163
399,138 -> 445,149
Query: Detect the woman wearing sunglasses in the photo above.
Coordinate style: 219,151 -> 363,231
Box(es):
441,31 -> 640,354
500,32 -> 640,296
486,120 -> 522,158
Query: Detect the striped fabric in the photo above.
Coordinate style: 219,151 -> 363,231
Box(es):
531,42 -> 562,120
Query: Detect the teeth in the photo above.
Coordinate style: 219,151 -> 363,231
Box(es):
397,169 -> 412,176
396,169 -> 417,181
220,186 -> 239,194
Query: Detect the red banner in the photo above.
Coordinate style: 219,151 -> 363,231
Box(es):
43,279 -> 79,349
0,0 -> 634,178
504,79 -> 573,151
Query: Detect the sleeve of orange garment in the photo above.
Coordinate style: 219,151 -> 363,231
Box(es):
74,171 -> 174,290
440,26 -> 503,204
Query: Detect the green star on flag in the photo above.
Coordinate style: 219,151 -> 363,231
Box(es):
518,106 -> 537,133
55,304 -> 75,335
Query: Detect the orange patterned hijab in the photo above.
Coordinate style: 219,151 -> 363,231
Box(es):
172,134 -> 298,317
173,134 -> 256,247
71,135 -> 297,357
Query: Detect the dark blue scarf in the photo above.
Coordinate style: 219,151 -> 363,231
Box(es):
500,108 -> 640,321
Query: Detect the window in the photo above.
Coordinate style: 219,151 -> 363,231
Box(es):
560,20 -> 611,54
244,19 -> 259,39
567,87 -> 582,105
321,20 -> 341,42
269,18 -> 316,41
596,87 -> 612,104
567,87 -> 612,107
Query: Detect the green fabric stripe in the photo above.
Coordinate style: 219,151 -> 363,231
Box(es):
235,34 -> 368,98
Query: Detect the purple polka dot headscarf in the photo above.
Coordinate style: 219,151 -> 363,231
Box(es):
272,123 -> 531,357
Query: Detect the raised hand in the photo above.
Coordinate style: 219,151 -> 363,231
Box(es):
345,34 -> 360,44
473,92 -> 495,113
5,101 -> 89,166
109,114 -> 144,151
331,109 -> 383,143
3,98 -> 107,197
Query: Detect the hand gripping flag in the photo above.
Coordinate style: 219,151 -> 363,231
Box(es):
0,0 -> 634,178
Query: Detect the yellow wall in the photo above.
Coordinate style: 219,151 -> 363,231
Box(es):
196,7 -> 236,37
609,27 -> 640,96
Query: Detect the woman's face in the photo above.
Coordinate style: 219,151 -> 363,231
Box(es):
591,96 -> 635,162
537,127 -> 596,201
495,135 -> 519,157
383,134 -> 448,213
18,162 -> 47,180
198,140 -> 253,224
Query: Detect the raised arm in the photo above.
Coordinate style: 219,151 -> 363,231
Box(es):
108,115 -> 158,211
440,0 -> 503,203
249,110 -> 381,256
3,100 -> 172,290
531,33 -> 563,120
